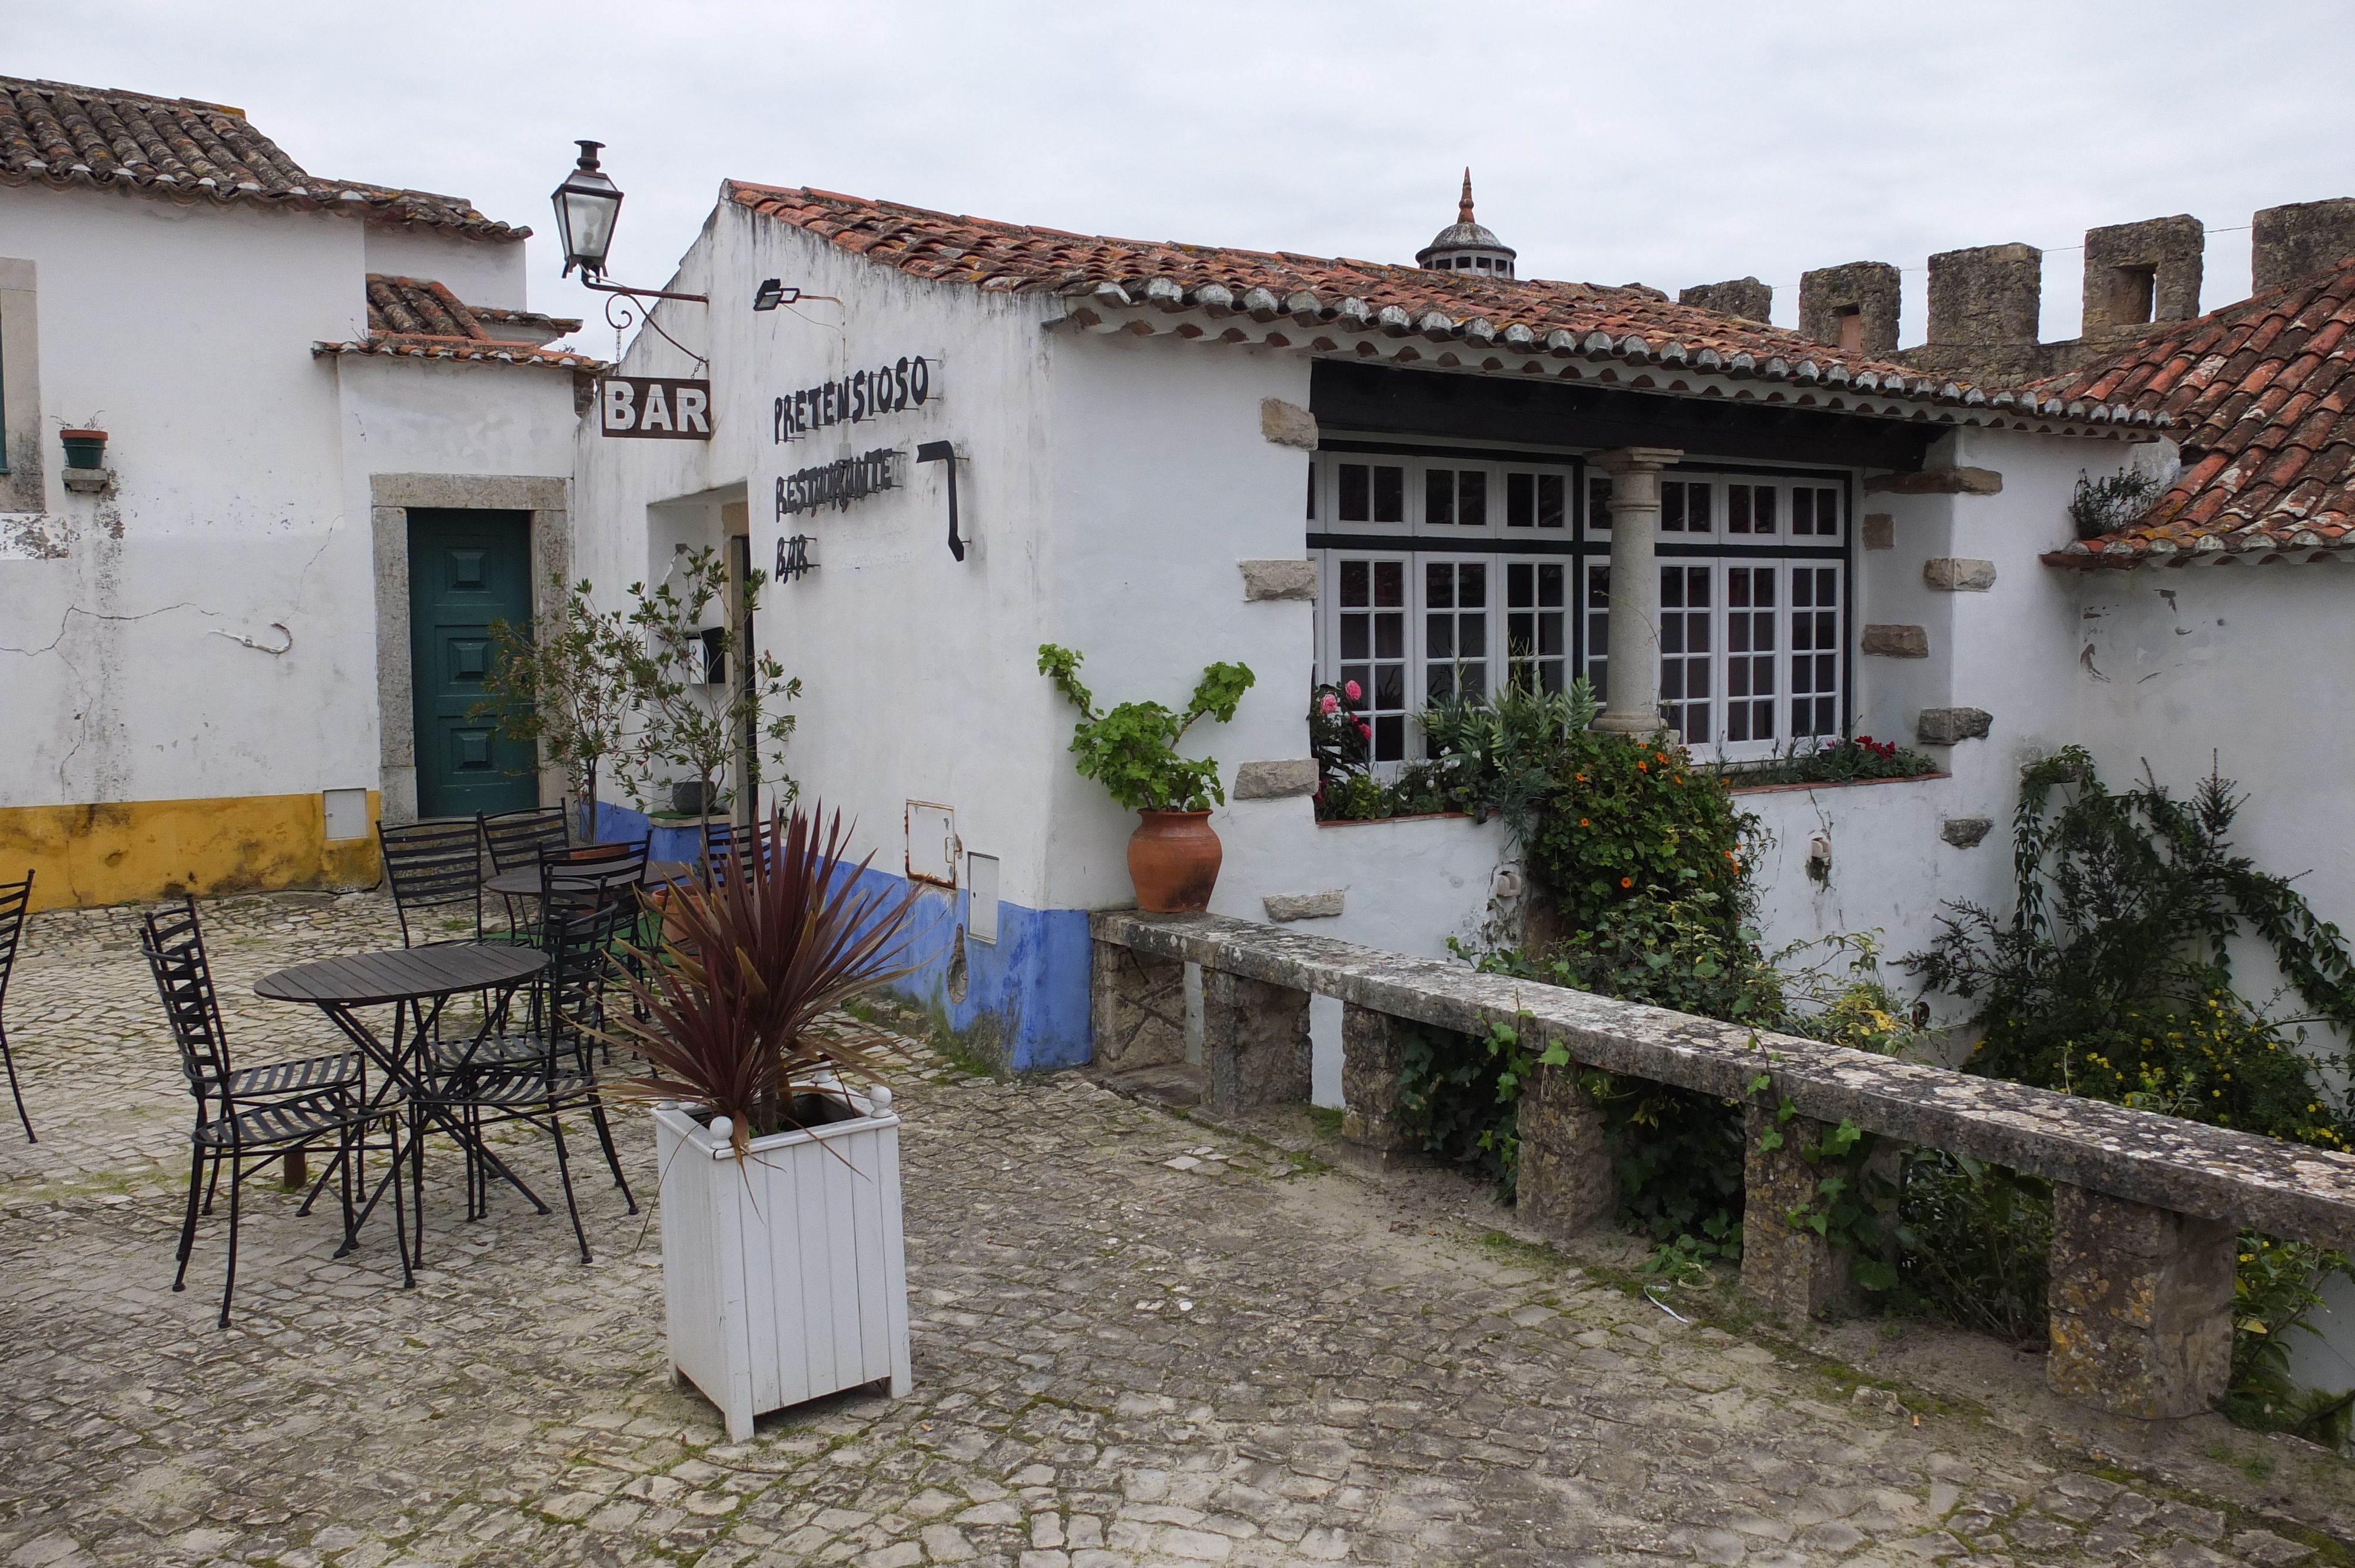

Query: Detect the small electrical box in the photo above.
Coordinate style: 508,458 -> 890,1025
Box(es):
966,853 -> 1000,944
905,801 -> 957,888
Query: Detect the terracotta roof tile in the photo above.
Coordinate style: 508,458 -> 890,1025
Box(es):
315,275 -> 602,370
0,75 -> 525,241
2042,257 -> 2355,564
727,181 -> 2158,431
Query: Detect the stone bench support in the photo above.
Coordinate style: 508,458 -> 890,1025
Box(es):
2046,1184 -> 2235,1418
1517,1062 -> 1616,1240
1339,1004 -> 1420,1164
1202,967 -> 1310,1114
1089,940 -> 1186,1074
1741,1107 -> 1896,1321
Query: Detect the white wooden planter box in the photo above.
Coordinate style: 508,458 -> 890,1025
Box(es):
653,1094 -> 911,1441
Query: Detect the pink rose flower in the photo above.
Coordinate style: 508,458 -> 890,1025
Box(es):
1319,693 -> 1340,715
1357,722 -> 1372,740
1345,680 -> 1362,701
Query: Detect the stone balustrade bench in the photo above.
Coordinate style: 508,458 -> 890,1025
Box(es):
1090,908 -> 2355,1421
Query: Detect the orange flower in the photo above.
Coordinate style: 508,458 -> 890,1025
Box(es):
1575,773 -> 1587,782
1620,876 -> 1633,888
1580,818 -> 1590,826
1637,761 -> 1648,772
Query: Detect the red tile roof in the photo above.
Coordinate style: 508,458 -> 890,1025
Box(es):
314,275 -> 604,370
0,76 -> 525,242
2041,257 -> 2355,564
727,181 -> 2162,432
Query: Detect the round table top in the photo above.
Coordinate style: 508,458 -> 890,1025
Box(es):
255,944 -> 547,1006
482,859 -> 695,898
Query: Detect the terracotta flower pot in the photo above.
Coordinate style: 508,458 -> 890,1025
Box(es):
1127,810 -> 1222,912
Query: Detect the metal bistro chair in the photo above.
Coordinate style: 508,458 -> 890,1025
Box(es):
479,806 -> 570,944
0,871 -> 33,1141
378,819 -> 486,948
539,843 -> 650,1050
415,901 -> 638,1264
140,896 -> 406,1327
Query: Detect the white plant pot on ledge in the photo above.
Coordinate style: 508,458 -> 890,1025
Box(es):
652,1089 -> 911,1442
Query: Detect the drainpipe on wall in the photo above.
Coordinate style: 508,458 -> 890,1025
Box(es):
1588,447 -> 1684,737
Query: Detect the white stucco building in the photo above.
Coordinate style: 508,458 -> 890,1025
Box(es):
576,175 -> 2337,1077
0,75 -> 598,909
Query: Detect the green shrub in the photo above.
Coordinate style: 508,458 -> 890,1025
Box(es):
1525,732 -> 1754,940
1394,1016 -> 1558,1195
1729,733 -> 1941,788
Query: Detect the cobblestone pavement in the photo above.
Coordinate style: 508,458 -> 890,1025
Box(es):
2,893 -> 2347,1567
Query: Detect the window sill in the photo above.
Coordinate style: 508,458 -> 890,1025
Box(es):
1315,809 -> 1472,828
1726,770 -> 1949,797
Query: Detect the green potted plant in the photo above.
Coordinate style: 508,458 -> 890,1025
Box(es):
475,576 -> 636,842
58,423 -> 107,470
605,804 -> 926,1441
1037,643 -> 1255,912
618,546 -> 802,851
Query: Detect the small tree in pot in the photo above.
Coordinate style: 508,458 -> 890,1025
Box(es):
618,546 -> 802,834
605,805 -> 927,1440
476,577 -> 636,842
1037,643 -> 1254,912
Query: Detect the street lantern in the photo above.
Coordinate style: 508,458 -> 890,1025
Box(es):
550,139 -> 623,281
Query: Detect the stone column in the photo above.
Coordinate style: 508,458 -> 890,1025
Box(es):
2045,1184 -> 2234,1419
1517,1061 -> 1616,1240
1090,941 -> 1186,1074
1740,1105 -> 1893,1320
1339,1004 -> 1422,1167
1201,968 -> 1311,1113
1588,447 -> 1684,736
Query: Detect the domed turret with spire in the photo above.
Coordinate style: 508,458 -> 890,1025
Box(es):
1416,170 -> 1517,279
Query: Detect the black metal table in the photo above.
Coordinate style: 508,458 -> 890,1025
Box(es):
481,859 -> 694,899
256,945 -> 549,1260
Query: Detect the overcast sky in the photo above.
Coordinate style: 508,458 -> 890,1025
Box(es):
15,1 -> 2352,353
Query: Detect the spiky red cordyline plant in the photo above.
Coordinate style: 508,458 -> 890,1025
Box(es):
603,805 -> 926,1160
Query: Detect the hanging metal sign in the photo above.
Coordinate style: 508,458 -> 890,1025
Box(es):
772,356 -> 934,442
776,447 -> 900,518
599,376 -> 712,439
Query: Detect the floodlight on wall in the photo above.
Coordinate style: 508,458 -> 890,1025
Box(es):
752,278 -> 802,311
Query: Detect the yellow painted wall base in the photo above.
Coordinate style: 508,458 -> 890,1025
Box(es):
0,792 -> 383,912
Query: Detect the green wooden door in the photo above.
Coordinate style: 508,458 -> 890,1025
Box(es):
407,509 -> 538,819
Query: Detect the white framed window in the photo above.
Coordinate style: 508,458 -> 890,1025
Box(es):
1315,454 -> 1847,766
1328,554 -> 1412,763
1316,453 -> 1573,540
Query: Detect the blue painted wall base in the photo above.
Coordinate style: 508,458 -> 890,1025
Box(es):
578,797 -> 1093,1071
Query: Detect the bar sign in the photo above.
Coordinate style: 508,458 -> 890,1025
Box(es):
599,376 -> 712,439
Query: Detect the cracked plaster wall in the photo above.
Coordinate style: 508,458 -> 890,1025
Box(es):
0,182 -> 573,902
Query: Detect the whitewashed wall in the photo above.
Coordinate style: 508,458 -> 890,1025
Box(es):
0,191 -> 367,812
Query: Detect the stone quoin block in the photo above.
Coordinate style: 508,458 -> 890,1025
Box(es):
1090,942 -> 1186,1074
2253,198 -> 2355,294
1239,559 -> 1318,601
1941,817 -> 1993,848
1517,1061 -> 1616,1240
1231,759 -> 1319,800
1861,624 -> 1929,658
1339,1005 -> 1422,1167
1916,707 -> 1993,746
1860,513 -> 1894,550
1201,967 -> 1311,1114
1865,467 -> 2004,497
1742,1105 -> 1896,1320
2046,1184 -> 2234,1418
1677,277 -> 1772,323
1259,397 -> 1319,450
1262,891 -> 1344,922
1924,557 -> 1998,592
